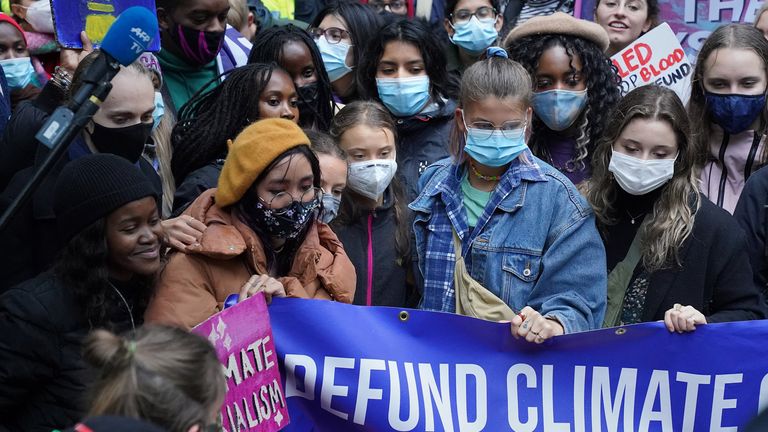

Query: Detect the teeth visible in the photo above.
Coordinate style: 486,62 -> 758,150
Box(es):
609,22 -> 628,29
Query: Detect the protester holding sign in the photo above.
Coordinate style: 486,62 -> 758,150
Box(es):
358,18 -> 458,203
689,24 -> 768,214
594,0 -> 658,56
330,100 -> 419,308
146,118 -> 356,330
155,0 -> 252,113
0,154 -> 162,431
410,49 -> 607,343
505,12 -> 621,186
443,0 -> 503,78
170,63 -> 300,217
83,326 -> 226,432
248,24 -> 336,131
586,85 -> 766,330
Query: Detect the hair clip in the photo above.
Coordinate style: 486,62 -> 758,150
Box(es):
127,341 -> 137,354
486,47 -> 508,59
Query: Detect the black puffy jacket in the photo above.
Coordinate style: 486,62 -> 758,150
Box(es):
395,99 -> 456,204
0,272 -> 139,432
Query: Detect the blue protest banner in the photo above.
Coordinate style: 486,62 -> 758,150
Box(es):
51,0 -> 160,50
269,298 -> 768,431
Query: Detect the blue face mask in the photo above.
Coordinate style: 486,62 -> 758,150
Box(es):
376,75 -> 431,117
531,89 -> 588,132
0,57 -> 35,90
450,16 -> 498,55
461,110 -> 528,167
152,91 -> 165,132
315,36 -> 353,82
705,92 -> 767,135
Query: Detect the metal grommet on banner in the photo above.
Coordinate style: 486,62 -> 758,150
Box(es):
399,311 -> 410,322
615,327 -> 627,335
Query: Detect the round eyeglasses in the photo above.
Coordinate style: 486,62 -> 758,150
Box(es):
259,187 -> 322,215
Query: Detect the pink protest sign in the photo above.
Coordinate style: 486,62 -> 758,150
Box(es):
193,292 -> 290,432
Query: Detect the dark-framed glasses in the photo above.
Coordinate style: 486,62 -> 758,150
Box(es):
450,6 -> 497,23
259,187 -> 322,215
309,27 -> 351,44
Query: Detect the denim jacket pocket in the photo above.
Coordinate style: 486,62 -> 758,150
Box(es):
501,252 -> 542,308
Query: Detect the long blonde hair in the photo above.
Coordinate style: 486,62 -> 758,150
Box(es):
84,325 -> 225,432
587,85 -> 700,272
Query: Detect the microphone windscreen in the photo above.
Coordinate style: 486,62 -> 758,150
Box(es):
100,6 -> 159,66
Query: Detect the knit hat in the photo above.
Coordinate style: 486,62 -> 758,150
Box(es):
61,416 -> 167,432
503,12 -> 610,53
216,118 -> 310,207
0,13 -> 26,44
138,52 -> 163,87
54,154 -> 158,242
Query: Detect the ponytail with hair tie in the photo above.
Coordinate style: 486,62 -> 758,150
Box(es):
486,47 -> 508,58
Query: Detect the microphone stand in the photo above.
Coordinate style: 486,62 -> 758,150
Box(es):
0,80 -> 113,231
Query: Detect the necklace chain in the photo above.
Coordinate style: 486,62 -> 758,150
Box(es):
469,162 -> 501,182
626,209 -> 647,225
109,282 -> 136,333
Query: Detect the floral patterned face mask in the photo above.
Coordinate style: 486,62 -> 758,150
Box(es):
248,198 -> 319,239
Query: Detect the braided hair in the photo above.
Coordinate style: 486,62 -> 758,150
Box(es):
170,63 -> 278,185
248,25 -> 335,131
507,34 -> 621,171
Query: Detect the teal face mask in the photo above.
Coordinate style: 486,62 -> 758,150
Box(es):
531,89 -> 588,131
450,16 -> 498,55
0,57 -> 35,90
375,75 -> 431,117
461,110 -> 528,167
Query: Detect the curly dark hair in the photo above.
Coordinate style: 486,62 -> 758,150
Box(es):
358,17 -> 459,109
507,34 -> 621,171
248,25 -> 336,131
54,219 -> 153,330
170,63 -> 279,185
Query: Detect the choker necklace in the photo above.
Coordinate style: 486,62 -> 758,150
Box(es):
470,162 -> 501,182
626,209 -> 647,225
109,282 -> 136,333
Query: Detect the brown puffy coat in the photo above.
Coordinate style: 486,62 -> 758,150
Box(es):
145,189 -> 356,330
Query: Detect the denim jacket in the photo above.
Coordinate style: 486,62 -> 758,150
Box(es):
409,154 -> 607,333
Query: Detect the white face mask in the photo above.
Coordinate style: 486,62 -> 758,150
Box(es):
24,1 -> 54,34
347,159 -> 397,200
608,150 -> 676,196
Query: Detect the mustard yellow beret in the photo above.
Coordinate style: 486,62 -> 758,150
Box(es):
216,119 -> 310,207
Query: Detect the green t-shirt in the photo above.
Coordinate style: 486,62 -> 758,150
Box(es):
157,48 -> 219,112
460,173 -> 492,228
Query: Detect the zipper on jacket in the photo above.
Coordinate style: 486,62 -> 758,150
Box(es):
717,133 -> 730,208
366,213 -> 374,306
745,132 -> 763,182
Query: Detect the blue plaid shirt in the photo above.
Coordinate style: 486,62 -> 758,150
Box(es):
412,152 -> 547,312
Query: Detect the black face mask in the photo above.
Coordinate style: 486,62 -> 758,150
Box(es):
297,82 -> 319,127
170,22 -> 225,66
90,122 -> 152,163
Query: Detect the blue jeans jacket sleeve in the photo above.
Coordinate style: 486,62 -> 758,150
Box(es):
531,206 -> 607,333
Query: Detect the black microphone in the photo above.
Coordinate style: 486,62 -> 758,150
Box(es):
0,6 -> 159,231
